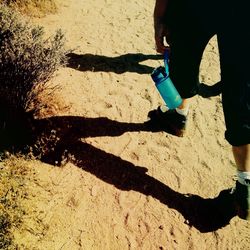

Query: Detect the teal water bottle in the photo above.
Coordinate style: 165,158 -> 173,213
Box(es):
151,50 -> 182,109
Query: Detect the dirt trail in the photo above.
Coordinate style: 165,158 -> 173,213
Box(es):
13,0 -> 250,249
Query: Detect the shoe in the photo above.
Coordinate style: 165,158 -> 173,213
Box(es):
232,181 -> 250,220
147,106 -> 187,137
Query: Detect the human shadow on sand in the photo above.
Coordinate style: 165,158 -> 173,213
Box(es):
31,115 -> 236,233
66,52 -> 223,97
66,53 -> 162,74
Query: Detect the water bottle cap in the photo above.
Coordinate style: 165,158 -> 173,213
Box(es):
151,66 -> 168,83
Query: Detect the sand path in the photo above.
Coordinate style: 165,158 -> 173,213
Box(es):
15,0 -> 250,249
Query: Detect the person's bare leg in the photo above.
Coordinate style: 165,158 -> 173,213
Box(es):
177,98 -> 189,110
232,144 -> 250,220
174,98 -> 190,117
160,98 -> 190,113
233,144 -> 250,172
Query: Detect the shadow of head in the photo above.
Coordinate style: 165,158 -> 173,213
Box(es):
66,52 -> 162,74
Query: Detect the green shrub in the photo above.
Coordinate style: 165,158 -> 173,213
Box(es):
0,4 -> 65,114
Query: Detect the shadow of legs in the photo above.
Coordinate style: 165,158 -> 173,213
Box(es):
41,136 -> 236,233
198,81 -> 223,98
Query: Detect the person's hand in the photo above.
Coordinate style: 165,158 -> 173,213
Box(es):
154,20 -> 170,54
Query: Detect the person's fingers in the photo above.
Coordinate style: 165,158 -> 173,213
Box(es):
155,36 -> 167,54
154,24 -> 170,53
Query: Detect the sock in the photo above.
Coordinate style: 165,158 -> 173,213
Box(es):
237,170 -> 250,186
160,104 -> 189,116
160,105 -> 170,113
176,106 -> 189,116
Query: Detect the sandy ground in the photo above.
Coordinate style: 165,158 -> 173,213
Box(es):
12,0 -> 249,249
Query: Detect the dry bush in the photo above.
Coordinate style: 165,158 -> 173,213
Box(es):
0,4 -> 66,113
0,0 -> 57,16
0,4 -> 66,149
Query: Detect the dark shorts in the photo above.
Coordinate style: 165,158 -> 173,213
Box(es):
166,0 -> 250,146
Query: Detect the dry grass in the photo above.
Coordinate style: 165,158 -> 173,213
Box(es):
0,0 -> 57,16
0,154 -> 32,249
